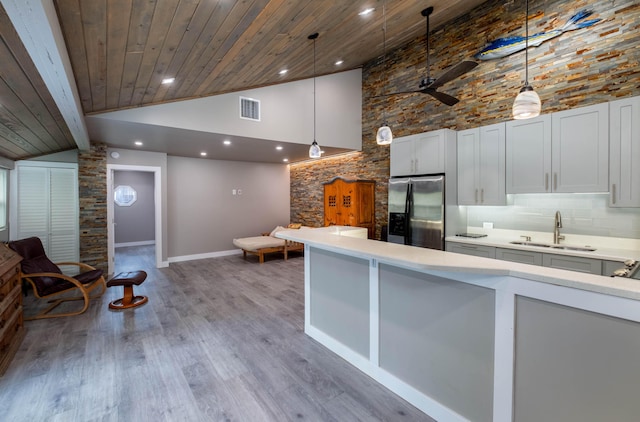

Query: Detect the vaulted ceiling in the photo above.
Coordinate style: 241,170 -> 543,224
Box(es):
0,0 -> 488,163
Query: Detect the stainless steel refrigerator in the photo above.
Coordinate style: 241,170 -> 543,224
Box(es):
388,174 -> 445,250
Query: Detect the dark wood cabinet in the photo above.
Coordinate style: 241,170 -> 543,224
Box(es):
324,177 -> 375,238
0,244 -> 23,376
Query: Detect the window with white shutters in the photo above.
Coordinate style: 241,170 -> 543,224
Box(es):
14,162 -> 79,265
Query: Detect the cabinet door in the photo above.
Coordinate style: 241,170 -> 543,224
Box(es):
446,242 -> 495,259
324,183 -> 340,226
495,248 -> 543,266
457,128 -> 479,205
414,130 -> 446,174
551,103 -> 609,193
390,135 -> 415,177
478,122 -> 506,205
506,115 -> 552,193
542,253 -> 602,275
609,96 -> 640,207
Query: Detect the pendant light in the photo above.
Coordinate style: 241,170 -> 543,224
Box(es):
308,32 -> 322,159
512,0 -> 541,119
376,2 -> 393,145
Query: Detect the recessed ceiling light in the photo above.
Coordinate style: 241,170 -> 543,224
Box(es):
276,146 -> 283,150
200,152 -> 207,157
161,77 -> 175,84
134,141 -> 143,146
279,69 -> 288,75
283,158 -> 289,162
335,60 -> 344,66
359,8 -> 375,16
223,140 -> 231,145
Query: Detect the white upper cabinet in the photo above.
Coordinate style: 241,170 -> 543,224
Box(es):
609,96 -> 640,207
551,103 -> 609,193
506,115 -> 552,193
506,103 -> 609,194
390,129 -> 455,176
457,122 -> 506,205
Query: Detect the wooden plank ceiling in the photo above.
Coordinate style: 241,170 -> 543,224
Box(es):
0,0 -> 488,161
56,0 -> 489,115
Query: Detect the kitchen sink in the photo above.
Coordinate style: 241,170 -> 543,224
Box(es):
509,241 -> 551,247
509,241 -> 596,252
550,245 -> 596,252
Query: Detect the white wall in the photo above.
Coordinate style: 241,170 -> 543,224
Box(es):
167,156 -> 290,259
92,69 -> 362,150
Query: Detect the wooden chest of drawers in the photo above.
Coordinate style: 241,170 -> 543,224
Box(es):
0,244 -> 23,376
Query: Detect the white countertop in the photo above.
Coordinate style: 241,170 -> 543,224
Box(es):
445,228 -> 640,262
277,226 -> 640,301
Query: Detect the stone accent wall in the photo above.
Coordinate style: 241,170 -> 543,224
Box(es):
78,142 -> 108,273
291,0 -> 640,239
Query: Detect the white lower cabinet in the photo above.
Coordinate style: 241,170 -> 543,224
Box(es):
446,242 -> 496,259
448,242 -> 614,276
542,254 -> 602,275
495,248 -> 543,266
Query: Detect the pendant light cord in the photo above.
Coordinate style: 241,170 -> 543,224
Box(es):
382,2 -> 388,122
313,35 -> 316,141
308,33 -> 318,143
426,8 -> 430,81
524,0 -> 529,85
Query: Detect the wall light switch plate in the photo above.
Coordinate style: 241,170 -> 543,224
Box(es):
483,222 -> 493,229
232,189 -> 237,195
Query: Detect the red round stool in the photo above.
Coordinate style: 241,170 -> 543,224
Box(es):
107,270 -> 148,309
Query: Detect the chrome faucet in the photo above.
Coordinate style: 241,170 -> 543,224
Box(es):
553,211 -> 565,244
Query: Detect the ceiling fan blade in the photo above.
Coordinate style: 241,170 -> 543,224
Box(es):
424,89 -> 460,106
428,60 -> 478,90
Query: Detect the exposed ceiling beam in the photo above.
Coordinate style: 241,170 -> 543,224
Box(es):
1,0 -> 89,151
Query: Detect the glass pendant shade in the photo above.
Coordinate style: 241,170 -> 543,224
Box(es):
309,140 -> 321,158
512,85 -> 541,120
376,125 -> 393,145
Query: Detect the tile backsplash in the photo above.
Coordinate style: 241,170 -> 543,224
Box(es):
467,194 -> 640,240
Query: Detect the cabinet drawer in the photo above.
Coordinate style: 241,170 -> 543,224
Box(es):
542,254 -> 602,275
0,271 -> 20,305
446,242 -> 496,259
0,264 -> 19,290
496,248 -> 543,266
0,307 -> 23,358
0,287 -> 21,339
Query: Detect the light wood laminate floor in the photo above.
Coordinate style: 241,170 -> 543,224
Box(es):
0,246 -> 433,421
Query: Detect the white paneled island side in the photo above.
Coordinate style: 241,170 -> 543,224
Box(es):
277,227 -> 640,422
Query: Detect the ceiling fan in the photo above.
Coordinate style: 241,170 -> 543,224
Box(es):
383,6 -> 478,106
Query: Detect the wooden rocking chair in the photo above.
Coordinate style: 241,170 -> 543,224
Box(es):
8,237 -> 106,320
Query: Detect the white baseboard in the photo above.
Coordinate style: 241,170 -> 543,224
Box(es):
168,249 -> 242,263
115,240 -> 156,248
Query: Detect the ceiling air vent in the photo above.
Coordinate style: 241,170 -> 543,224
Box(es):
240,96 -> 260,121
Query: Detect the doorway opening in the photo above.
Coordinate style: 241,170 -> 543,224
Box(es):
107,164 -> 162,275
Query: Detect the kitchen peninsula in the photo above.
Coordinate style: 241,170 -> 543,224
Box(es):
277,227 -> 640,422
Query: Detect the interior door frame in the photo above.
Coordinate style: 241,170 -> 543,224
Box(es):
107,164 -> 162,274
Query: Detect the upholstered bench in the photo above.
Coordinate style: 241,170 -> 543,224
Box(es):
106,270 -> 148,310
